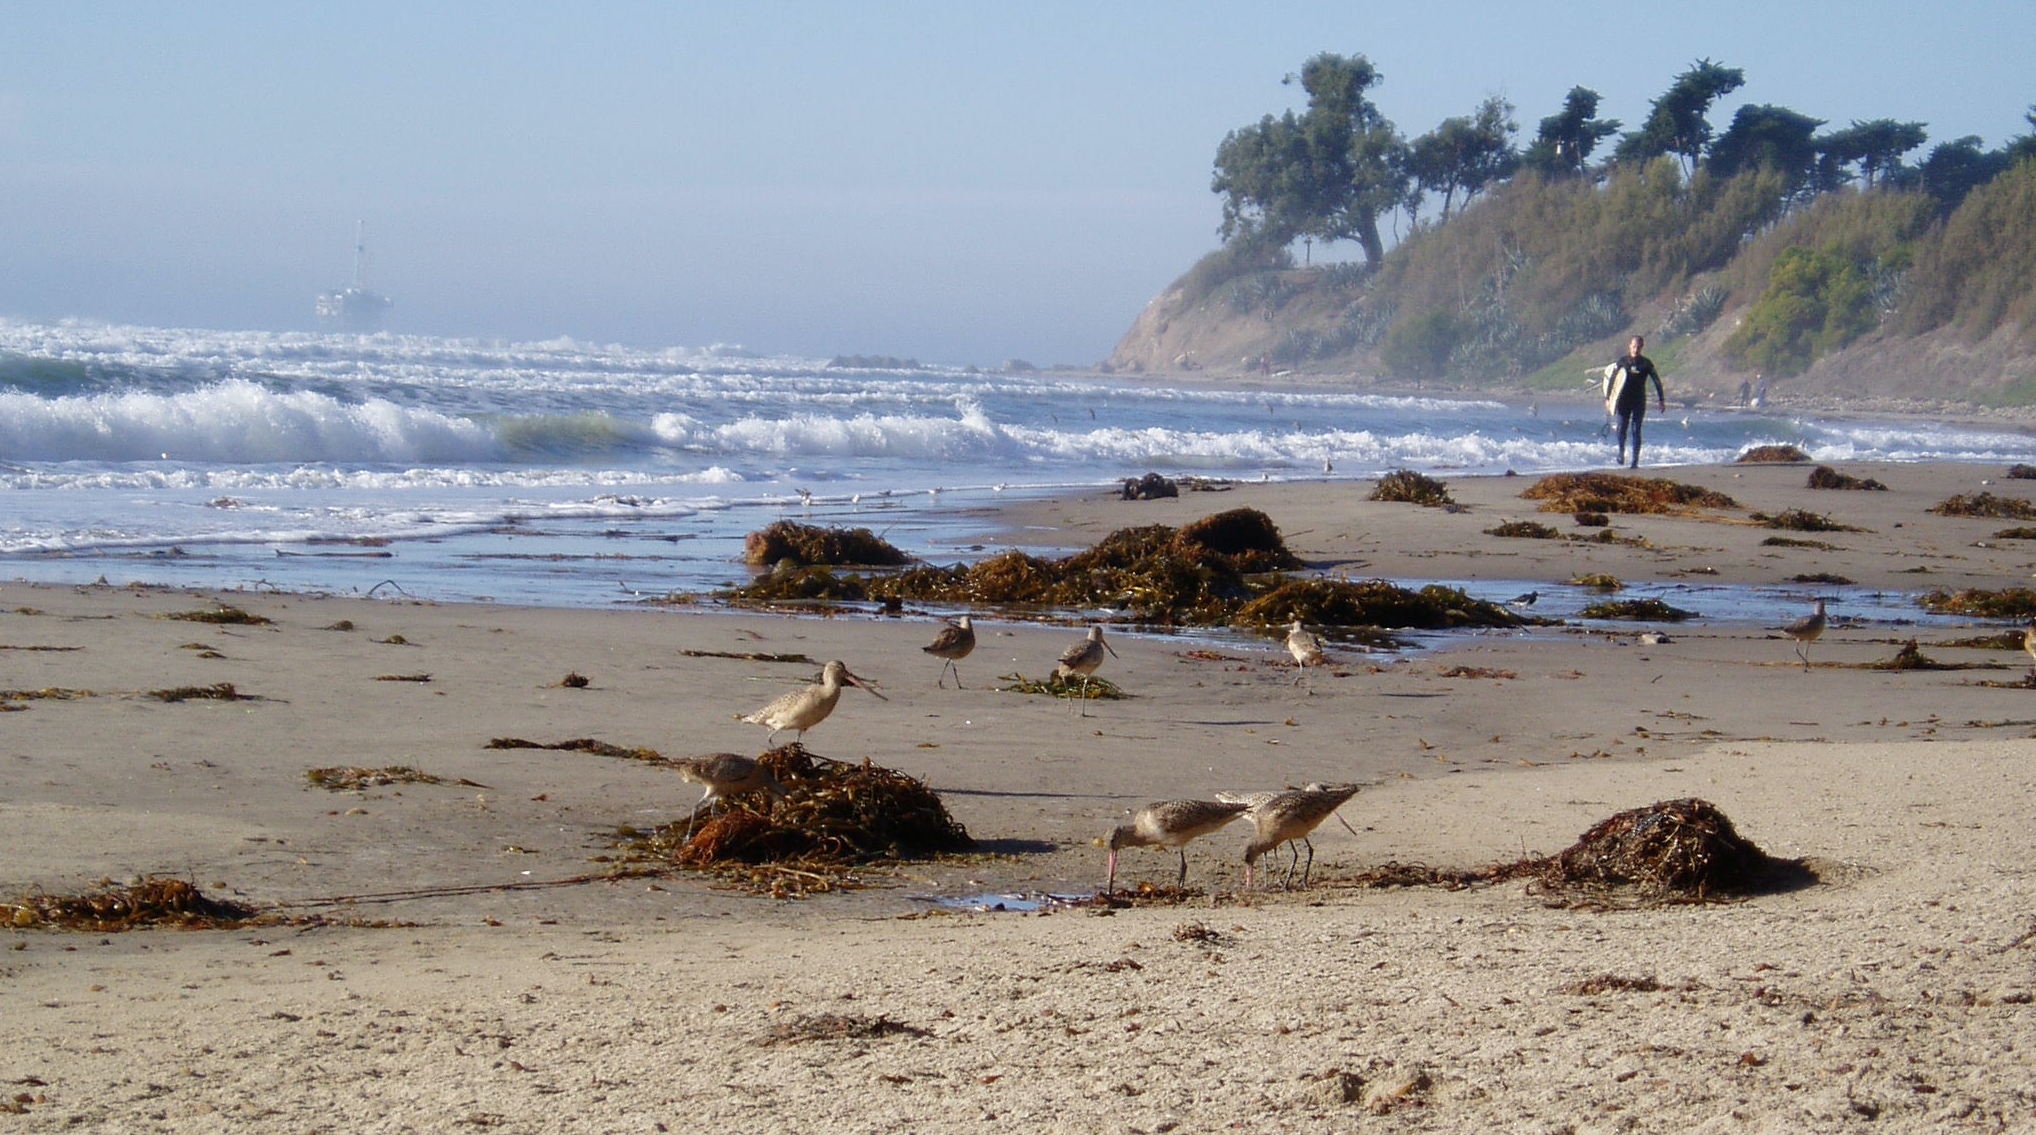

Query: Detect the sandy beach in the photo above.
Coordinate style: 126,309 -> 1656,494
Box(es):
6,459 -> 2036,1132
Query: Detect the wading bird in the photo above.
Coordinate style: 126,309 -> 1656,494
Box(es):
1105,799 -> 1250,893
741,660 -> 887,745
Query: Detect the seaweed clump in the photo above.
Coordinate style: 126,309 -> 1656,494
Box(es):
1736,444 -> 1811,463
1236,578 -> 1534,631
1535,798 -> 1787,900
1578,598 -> 1697,622
736,509 -> 1304,626
742,521 -> 910,568
1484,520 -> 1560,539
1867,640 -> 1956,671
1520,473 -> 1738,516
161,605 -> 272,626
1930,493 -> 2036,521
1806,466 -> 1887,490
8,877 -> 258,931
1918,587 -> 2036,619
1750,508 -> 1863,532
622,745 -> 972,896
1369,469 -> 1454,507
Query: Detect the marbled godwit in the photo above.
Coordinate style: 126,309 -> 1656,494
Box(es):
740,659 -> 887,745
1105,799 -> 1250,893
671,752 -> 787,841
2022,618 -> 2036,671
1056,625 -> 1118,715
1235,784 -> 1361,888
922,615 -> 976,688
1284,620 -> 1325,683
1782,598 -> 1828,671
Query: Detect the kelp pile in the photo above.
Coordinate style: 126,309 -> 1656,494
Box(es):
8,876 -> 258,931
998,672 -> 1129,700
160,605 -> 272,626
1534,798 -> 1790,901
1867,640 -> 1958,671
1369,469 -> 1455,506
1484,520 -> 1560,539
742,521 -> 910,567
1750,508 -> 1863,532
1807,465 -> 1888,490
1931,492 -> 2036,521
1520,473 -> 1738,516
619,745 -> 972,895
1578,598 -> 1697,621
731,508 -> 1304,625
1736,444 -> 1811,463
305,765 -> 478,791
1918,587 -> 2036,618
1237,578 -> 1532,632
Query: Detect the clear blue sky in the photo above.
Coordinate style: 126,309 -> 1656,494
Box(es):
4,1 -> 2030,365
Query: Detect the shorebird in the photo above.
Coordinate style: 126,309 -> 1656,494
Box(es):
1508,590 -> 1539,608
1284,620 -> 1325,683
1105,799 -> 1250,893
671,752 -> 787,842
1233,784 -> 1362,889
2022,618 -> 2036,673
740,660 -> 887,745
921,615 -> 976,688
1055,625 -> 1118,715
1782,598 -> 1828,671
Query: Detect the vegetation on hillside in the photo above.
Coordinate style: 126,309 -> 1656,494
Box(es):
1121,53 -> 2036,396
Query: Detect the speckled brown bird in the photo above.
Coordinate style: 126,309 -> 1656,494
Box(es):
1237,784 -> 1361,889
1056,625 -> 1118,715
740,659 -> 887,745
1782,598 -> 1828,671
671,752 -> 787,841
921,615 -> 976,689
1105,799 -> 1250,893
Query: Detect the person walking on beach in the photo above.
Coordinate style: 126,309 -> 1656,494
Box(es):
1605,334 -> 1665,468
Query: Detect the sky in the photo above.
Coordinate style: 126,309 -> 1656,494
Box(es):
4,2 -> 2032,366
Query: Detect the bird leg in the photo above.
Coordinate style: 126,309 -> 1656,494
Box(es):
1174,848 -> 1189,886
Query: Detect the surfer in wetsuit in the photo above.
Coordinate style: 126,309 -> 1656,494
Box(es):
1606,334 -> 1665,468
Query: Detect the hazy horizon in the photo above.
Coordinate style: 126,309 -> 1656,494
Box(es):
5,2 -> 2031,366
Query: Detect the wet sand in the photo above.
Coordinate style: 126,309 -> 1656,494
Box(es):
5,459 -> 2036,1131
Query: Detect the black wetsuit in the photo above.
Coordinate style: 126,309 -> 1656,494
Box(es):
1611,352 -> 1664,467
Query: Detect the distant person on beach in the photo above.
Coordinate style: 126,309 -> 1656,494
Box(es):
1737,379 -> 1752,407
1604,334 -> 1666,468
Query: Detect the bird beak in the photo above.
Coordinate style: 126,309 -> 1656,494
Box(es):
1102,640 -> 1120,659
845,671 -> 889,700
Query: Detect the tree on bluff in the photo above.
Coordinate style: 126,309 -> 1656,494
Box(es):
1613,58 -> 1745,175
1211,52 -> 1409,265
1521,86 -> 1620,178
1408,95 -> 1519,219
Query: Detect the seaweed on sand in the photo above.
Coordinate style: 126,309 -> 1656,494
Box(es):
160,605 -> 272,626
7,876 -> 258,931
1369,469 -> 1455,506
742,521 -> 910,567
1930,492 -> 2036,521
1520,472 -> 1738,516
1750,508 -> 1864,532
617,744 -> 972,897
732,508 -> 1304,626
1535,798 -> 1793,900
1918,587 -> 2036,619
1484,520 -> 1560,539
1806,466 -> 1888,491
1736,444 -> 1810,463
1235,578 -> 1535,631
1578,598 -> 1697,622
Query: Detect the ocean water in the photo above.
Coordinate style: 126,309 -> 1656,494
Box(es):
2,317 -> 2031,616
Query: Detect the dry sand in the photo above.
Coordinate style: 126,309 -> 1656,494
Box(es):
5,460 -> 2036,1132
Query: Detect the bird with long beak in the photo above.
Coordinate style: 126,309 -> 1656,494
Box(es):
1105,799 -> 1250,893
740,659 -> 887,745
1056,625 -> 1118,715
922,615 -> 976,688
671,752 -> 788,842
